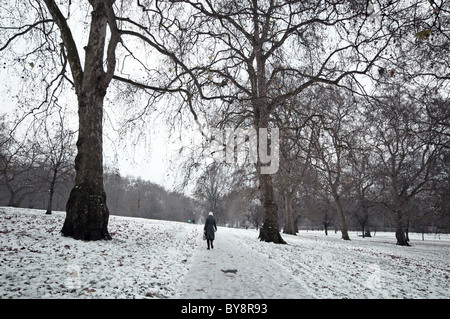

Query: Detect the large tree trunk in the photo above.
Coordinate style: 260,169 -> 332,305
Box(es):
61,91 -> 110,240
60,0 -> 112,240
392,193 -> 410,246
258,173 -> 286,244
253,33 -> 285,244
255,107 -> 283,242
283,190 -> 296,235
334,194 -> 350,240
395,209 -> 410,246
364,225 -> 372,238
254,101 -> 285,243
256,106 -> 285,243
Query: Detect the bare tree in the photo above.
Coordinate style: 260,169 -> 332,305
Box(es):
0,0 -> 123,239
347,115 -> 378,238
33,109 -> 76,215
275,131 -> 313,235
246,203 -> 263,230
308,87 -> 356,240
368,85 -> 446,245
0,117 -> 47,207
1,1 -> 182,239
194,163 -> 229,223
146,0 -> 414,243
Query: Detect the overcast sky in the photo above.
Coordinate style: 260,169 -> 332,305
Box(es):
0,66 -> 182,191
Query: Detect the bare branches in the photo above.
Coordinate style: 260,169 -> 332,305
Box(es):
0,19 -> 53,52
42,0 -> 83,94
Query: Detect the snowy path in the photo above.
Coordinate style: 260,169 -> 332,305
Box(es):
176,225 -> 315,299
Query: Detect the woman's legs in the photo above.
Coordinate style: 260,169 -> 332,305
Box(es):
207,239 -> 214,249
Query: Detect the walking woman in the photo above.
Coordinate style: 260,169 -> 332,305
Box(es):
204,212 -> 217,249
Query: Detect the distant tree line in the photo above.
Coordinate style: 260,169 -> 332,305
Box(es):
1,100 -> 448,244
191,83 -> 450,241
0,115 -> 198,223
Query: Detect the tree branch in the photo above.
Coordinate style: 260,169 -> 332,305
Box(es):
42,0 -> 83,94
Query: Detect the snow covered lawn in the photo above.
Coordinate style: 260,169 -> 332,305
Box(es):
0,207 -> 198,298
1,207 -> 449,299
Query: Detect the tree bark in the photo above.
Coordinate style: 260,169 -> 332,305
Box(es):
61,89 -> 111,240
45,168 -> 58,215
283,190 -> 296,235
364,225 -> 372,238
333,193 -> 350,240
251,30 -> 285,244
48,0 -> 116,240
255,107 -> 285,243
258,172 -> 286,244
256,117 -> 285,243
395,209 -> 410,246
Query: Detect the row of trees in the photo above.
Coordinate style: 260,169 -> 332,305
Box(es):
0,112 -> 75,214
0,116 -> 197,222
158,0 -> 449,245
1,0 -> 448,245
104,171 -> 198,222
192,83 -> 449,245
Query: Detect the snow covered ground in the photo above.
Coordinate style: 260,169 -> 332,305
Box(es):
0,207 -> 449,299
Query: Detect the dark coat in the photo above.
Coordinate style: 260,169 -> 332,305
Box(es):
204,215 -> 217,240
